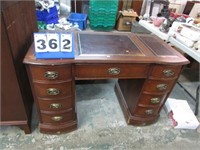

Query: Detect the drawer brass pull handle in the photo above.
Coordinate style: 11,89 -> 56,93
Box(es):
51,116 -> 63,121
163,69 -> 175,77
50,103 -> 62,109
156,84 -> 167,91
47,88 -> 60,95
150,97 -> 160,104
44,71 -> 58,79
145,109 -> 154,115
108,68 -> 120,75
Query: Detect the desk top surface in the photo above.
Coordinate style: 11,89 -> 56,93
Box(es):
24,32 -> 189,65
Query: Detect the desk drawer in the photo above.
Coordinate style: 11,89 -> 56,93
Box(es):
41,111 -> 75,124
75,64 -> 149,78
150,65 -> 182,79
34,81 -> 72,99
143,79 -> 175,93
29,65 -> 72,81
138,94 -> 167,106
38,97 -> 73,111
134,106 -> 159,117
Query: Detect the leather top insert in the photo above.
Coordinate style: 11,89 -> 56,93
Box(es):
78,33 -> 143,56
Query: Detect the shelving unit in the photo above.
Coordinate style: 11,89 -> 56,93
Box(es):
168,37 -> 200,63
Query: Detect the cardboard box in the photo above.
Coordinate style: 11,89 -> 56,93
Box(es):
116,10 -> 138,31
164,98 -> 200,129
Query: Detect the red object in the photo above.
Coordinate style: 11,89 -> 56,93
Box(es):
170,12 -> 189,19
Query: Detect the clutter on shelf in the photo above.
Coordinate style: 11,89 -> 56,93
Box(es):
36,0 -> 59,25
150,16 -> 165,27
67,13 -> 87,30
35,0 -> 86,31
139,1 -> 200,52
168,22 -> 200,52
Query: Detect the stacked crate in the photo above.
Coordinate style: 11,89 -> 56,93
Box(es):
89,0 -> 118,30
36,5 -> 59,24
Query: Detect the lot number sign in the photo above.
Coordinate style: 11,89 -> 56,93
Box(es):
34,33 -> 72,53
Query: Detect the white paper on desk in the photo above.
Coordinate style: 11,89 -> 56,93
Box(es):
164,98 -> 200,129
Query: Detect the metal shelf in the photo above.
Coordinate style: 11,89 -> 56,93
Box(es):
168,36 -> 200,63
139,20 -> 169,41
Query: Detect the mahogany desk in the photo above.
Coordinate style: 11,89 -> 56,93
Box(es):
24,32 -> 189,134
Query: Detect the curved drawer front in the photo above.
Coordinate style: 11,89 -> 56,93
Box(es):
75,64 -> 149,78
143,80 -> 175,93
41,111 -> 75,124
150,65 -> 182,79
40,121 -> 77,134
34,82 -> 72,99
138,94 -> 167,106
134,106 -> 159,117
38,97 -> 73,111
30,65 -> 72,81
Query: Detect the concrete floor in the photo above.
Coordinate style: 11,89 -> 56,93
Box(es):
0,67 -> 199,150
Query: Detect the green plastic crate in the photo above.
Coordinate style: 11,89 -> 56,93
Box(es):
89,0 -> 118,8
89,0 -> 118,31
90,24 -> 115,31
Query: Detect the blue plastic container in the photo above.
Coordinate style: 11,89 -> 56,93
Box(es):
45,17 -> 59,24
67,13 -> 87,30
36,6 -> 58,24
